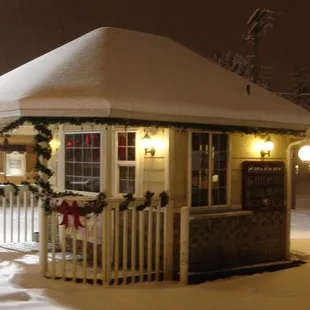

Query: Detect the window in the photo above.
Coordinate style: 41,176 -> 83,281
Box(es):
64,132 -> 101,193
115,131 -> 136,194
191,132 -> 228,207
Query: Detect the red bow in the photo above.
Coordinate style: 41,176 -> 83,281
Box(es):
59,200 -> 85,230
59,200 -> 70,228
71,201 -> 85,229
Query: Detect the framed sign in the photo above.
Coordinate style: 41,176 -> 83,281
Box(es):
5,151 -> 26,176
242,161 -> 285,210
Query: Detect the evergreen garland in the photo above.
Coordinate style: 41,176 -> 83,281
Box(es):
50,192 -> 108,216
0,116 -> 304,137
0,181 -> 20,197
20,181 -> 39,196
159,191 -> 169,207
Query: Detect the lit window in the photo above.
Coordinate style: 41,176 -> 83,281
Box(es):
191,132 -> 228,207
116,131 -> 136,194
64,133 -> 101,193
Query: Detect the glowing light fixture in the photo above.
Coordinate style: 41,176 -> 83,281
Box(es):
298,145 -> 310,162
142,132 -> 155,156
49,138 -> 60,151
260,137 -> 274,158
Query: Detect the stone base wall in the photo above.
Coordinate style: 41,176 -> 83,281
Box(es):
173,209 -> 286,273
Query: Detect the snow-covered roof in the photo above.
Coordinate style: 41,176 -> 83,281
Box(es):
0,27 -> 309,131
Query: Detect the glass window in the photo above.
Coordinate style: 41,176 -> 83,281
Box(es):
191,132 -> 228,207
64,133 -> 101,193
116,131 -> 136,194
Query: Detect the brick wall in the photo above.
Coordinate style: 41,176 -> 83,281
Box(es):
173,209 -> 286,273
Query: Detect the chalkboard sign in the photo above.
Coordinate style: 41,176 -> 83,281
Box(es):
242,161 -> 285,210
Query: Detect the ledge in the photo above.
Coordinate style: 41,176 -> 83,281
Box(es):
189,210 -> 253,220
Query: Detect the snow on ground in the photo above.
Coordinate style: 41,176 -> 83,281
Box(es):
0,246 -> 309,310
0,209 -> 309,309
291,210 -> 310,256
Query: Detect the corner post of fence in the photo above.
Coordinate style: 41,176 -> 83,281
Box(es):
39,199 -> 49,275
180,206 -> 190,285
164,200 -> 174,281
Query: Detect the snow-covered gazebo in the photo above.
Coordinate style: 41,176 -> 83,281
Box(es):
0,27 -> 309,284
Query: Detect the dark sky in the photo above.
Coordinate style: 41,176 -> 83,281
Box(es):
0,0 -> 309,91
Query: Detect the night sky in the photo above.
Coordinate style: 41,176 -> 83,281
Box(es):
0,0 -> 308,91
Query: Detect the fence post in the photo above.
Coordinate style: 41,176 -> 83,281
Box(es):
164,200 -> 174,281
39,200 -> 48,275
180,207 -> 190,285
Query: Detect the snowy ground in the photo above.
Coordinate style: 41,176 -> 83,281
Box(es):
290,210 -> 310,257
0,210 -> 309,309
0,247 -> 309,310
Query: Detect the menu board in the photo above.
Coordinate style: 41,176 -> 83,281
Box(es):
5,151 -> 26,176
242,161 -> 285,210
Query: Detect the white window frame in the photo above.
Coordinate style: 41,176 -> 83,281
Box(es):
188,131 -> 231,209
112,127 -> 143,197
61,129 -> 105,196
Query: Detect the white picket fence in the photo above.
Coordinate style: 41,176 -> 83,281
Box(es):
0,186 -> 40,244
40,198 -> 174,285
0,188 -> 176,285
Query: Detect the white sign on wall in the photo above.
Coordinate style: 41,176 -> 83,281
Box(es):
5,151 -> 26,176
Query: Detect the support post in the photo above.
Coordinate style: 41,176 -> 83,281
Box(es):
180,206 -> 190,285
39,200 -> 48,274
164,200 -> 174,281
34,124 -> 53,276
285,136 -> 310,259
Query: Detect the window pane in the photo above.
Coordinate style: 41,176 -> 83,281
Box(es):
65,134 -> 74,146
65,149 -> 74,161
74,163 -> 83,176
119,166 -> 135,194
128,147 -> 135,161
83,149 -> 92,162
65,132 -> 101,193
119,166 -> 128,179
118,147 -> 126,161
128,133 -> 135,146
117,132 -> 136,162
212,134 -> 228,151
191,189 -> 208,207
116,131 -> 136,194
83,164 -> 92,177
65,163 -> 74,175
192,133 -> 200,151
191,132 -> 210,207
212,188 -> 227,205
118,133 -> 127,146
92,149 -> 100,162
85,134 -> 100,147
119,180 -> 128,194
128,166 -> 135,179
74,149 -> 83,162
119,180 -> 135,194
128,181 -> 135,194
93,164 -> 100,177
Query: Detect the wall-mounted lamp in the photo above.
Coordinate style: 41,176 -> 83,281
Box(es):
49,137 -> 60,152
142,132 -> 156,156
298,145 -> 310,162
260,137 -> 274,158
